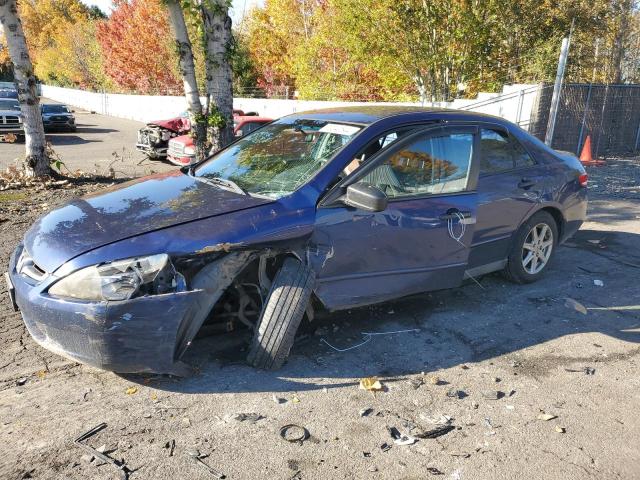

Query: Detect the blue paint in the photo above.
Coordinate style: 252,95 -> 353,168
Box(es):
9,106 -> 588,374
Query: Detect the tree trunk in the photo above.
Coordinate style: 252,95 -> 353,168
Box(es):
165,0 -> 207,164
610,0 -> 633,84
0,0 -> 50,177
201,1 -> 234,153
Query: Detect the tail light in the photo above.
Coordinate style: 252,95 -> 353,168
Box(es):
578,173 -> 588,187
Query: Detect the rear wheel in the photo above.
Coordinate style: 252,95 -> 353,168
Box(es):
503,211 -> 558,284
247,257 -> 314,370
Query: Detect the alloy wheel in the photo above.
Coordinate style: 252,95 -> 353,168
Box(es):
521,223 -> 553,275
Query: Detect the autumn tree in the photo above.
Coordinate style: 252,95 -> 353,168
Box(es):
0,0 -> 51,176
97,0 -> 183,94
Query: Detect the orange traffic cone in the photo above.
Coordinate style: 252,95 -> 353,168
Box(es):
579,135 -> 604,166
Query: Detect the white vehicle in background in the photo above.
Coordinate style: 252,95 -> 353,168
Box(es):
0,98 -> 24,141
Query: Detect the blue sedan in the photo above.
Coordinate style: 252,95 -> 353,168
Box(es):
6,107 -> 587,374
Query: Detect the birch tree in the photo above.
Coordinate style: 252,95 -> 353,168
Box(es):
0,0 -> 51,177
165,0 -> 207,162
165,0 -> 234,159
201,0 -> 234,151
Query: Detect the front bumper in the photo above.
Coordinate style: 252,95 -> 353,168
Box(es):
8,245 -> 249,375
136,143 -> 168,158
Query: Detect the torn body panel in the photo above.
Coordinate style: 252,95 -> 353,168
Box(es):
10,245 -> 252,375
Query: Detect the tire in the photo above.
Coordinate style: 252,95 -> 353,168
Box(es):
503,211 -> 558,284
247,257 -> 314,370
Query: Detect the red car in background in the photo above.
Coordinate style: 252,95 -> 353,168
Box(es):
167,115 -> 273,166
136,109 -> 247,160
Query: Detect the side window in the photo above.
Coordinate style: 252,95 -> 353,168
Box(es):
480,129 -> 514,173
360,131 -> 474,198
512,137 -> 536,168
341,127 -> 417,178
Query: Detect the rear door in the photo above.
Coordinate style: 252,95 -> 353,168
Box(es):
469,126 -> 545,268
310,125 -> 480,310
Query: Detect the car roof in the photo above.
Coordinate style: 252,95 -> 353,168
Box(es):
235,116 -> 272,122
283,105 -> 513,127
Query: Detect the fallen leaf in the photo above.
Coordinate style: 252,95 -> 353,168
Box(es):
36,370 -> 47,379
564,297 -> 587,315
292,393 -> 300,403
125,387 -> 138,395
359,377 -> 384,392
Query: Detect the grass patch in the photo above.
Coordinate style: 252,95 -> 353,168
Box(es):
0,192 -> 27,202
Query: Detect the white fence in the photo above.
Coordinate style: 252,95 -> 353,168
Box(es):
40,84 -> 539,127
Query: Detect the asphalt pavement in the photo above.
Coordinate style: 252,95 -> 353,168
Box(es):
0,98 -> 174,177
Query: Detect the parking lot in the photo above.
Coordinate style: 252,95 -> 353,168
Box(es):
0,98 -> 174,177
0,109 -> 639,479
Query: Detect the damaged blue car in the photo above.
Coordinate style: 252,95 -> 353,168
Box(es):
6,106 -> 588,375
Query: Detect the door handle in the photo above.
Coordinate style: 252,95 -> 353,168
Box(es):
518,177 -> 536,189
439,210 -> 472,221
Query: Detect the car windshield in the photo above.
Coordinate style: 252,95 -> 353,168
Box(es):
42,105 -> 70,113
0,100 -> 19,111
193,119 -> 362,199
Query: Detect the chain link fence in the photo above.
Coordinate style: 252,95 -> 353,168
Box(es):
529,83 -> 640,158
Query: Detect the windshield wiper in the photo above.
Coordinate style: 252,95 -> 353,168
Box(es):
197,175 -> 248,196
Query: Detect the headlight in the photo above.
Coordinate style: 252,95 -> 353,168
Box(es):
184,146 -> 195,155
48,254 -> 186,301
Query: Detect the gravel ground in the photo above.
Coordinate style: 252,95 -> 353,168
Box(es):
0,159 -> 639,480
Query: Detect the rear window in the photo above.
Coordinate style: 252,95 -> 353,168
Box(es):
480,128 -> 535,174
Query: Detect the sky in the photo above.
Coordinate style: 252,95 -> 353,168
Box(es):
80,0 -> 263,25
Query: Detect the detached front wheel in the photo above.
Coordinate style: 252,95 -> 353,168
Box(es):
247,257 -> 314,370
503,211 -> 558,284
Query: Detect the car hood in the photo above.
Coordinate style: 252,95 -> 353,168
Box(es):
24,170 -> 273,273
148,117 -> 191,132
0,109 -> 20,115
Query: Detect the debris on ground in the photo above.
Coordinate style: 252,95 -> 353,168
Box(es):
408,377 -> 424,389
564,297 -> 588,315
565,366 -> 596,375
426,466 -> 444,475
187,448 -> 225,479
164,440 -> 175,456
359,377 -> 384,392
414,425 -> 456,439
359,407 -> 373,417
279,424 -> 310,444
537,413 -> 557,421
481,390 -> 504,400
387,426 -> 418,445
125,387 -> 138,395
74,423 -> 130,480
16,377 -> 27,386
555,426 -> 566,433
594,279 -> 604,287
272,394 -> 286,404
446,389 -> 467,399
291,393 -> 301,403
230,413 -> 265,423
380,442 -> 391,452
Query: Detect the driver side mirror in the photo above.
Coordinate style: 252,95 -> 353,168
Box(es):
343,183 -> 388,212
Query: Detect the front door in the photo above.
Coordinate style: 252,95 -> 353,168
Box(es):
309,125 -> 480,310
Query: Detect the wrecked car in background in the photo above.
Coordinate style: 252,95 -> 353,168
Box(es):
7,106 -> 588,375
167,115 -> 273,166
135,111 -> 191,160
136,109 -> 249,160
